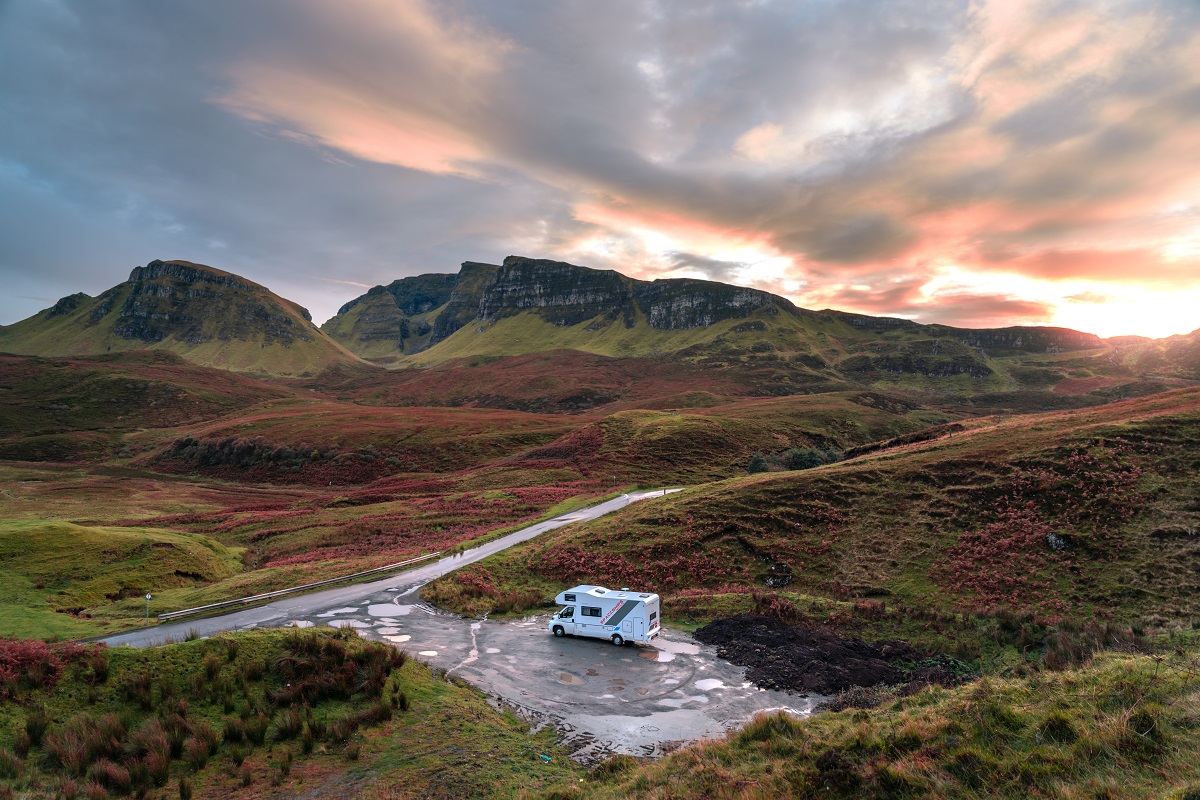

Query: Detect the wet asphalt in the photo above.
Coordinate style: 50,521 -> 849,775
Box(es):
99,490 -> 818,760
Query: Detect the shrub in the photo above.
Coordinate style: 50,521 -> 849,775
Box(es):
121,671 -> 154,711
183,736 -> 209,771
178,776 -> 193,800
0,748 -> 22,779
26,704 -> 51,745
0,638 -> 66,699
272,708 -> 304,742
87,760 -> 130,794
246,712 -> 270,745
83,647 -> 109,685
344,741 -> 361,761
222,716 -> 246,744
144,750 -> 170,787
329,715 -> 360,744
355,701 -> 392,728
747,452 -> 769,474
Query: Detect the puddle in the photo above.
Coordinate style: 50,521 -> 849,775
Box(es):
609,679 -> 629,686
418,650 -> 438,657
659,695 -> 709,707
558,672 -> 586,686
654,639 -> 701,657
382,634 -> 411,644
586,669 -> 599,676
366,603 -> 413,617
663,678 -> 680,685
695,679 -> 727,691
317,607 -> 360,617
376,626 -> 401,635
327,619 -> 371,629
485,647 -> 501,654
635,687 -> 649,696
287,620 -> 314,628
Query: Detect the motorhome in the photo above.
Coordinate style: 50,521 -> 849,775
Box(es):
547,585 -> 661,645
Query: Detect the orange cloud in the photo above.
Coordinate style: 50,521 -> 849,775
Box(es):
215,0 -> 510,176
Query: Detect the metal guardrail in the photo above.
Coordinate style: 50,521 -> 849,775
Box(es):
156,552 -> 441,622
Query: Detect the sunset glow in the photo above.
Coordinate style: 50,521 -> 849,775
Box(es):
2,0 -> 1198,337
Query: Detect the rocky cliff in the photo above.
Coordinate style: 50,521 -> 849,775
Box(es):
325,255 -> 802,358
322,255 -> 1111,372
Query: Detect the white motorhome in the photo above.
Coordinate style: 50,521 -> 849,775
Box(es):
547,585 -> 661,645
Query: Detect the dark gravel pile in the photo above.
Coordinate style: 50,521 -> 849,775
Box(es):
694,614 -> 960,695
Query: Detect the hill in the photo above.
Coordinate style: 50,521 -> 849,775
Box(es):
0,260 -> 367,377
426,387 -> 1200,638
0,351 -> 289,463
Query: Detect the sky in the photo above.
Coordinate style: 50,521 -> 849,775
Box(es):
2,0 -> 1199,338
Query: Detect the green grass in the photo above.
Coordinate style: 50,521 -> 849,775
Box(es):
529,643 -> 1200,799
0,521 -> 243,639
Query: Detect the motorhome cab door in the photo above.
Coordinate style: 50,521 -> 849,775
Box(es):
555,605 -> 576,635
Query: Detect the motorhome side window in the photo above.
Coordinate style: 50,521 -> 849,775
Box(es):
581,606 -> 602,617
559,607 -> 573,617
564,594 -> 576,602
650,612 -> 657,621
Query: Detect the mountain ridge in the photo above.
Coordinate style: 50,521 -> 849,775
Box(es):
322,255 -> 1109,370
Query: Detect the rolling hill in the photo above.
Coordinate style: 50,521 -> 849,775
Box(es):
428,386 -> 1200,633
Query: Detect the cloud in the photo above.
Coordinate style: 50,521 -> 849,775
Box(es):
662,252 -> 747,283
823,280 -> 1055,327
2,0 -> 1199,336
1066,291 -> 1115,304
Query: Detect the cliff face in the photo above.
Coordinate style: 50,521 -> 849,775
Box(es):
632,278 -> 782,330
112,260 -> 312,347
0,260 -> 360,377
322,254 -> 1113,371
326,255 -> 806,358
477,257 -> 635,327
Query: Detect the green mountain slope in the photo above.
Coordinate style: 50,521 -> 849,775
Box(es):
0,260 -> 367,377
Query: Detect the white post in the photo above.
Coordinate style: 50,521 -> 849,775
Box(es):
145,593 -> 152,624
